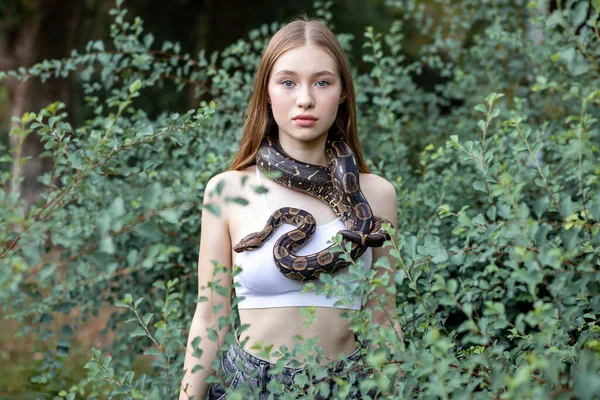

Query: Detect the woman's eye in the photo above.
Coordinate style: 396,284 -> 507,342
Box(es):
316,80 -> 330,87
282,80 -> 294,87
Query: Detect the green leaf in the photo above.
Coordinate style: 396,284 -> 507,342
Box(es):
447,279 -> 458,294
417,235 -> 448,263
159,208 -> 182,223
204,203 -> 220,217
134,297 -> 143,308
67,152 -> 84,169
490,107 -> 500,118
207,328 -> 217,341
558,47 -> 577,72
142,313 -> 153,326
108,197 -> 125,219
254,186 -> 268,194
431,274 -> 445,292
143,182 -> 162,209
225,197 -> 249,206
538,245 -> 560,269
403,235 -> 417,259
144,347 -> 162,357
472,213 -> 487,226
129,326 -> 147,338
153,281 -> 166,291
21,112 -> 36,124
99,237 -> 115,254
474,104 -> 487,113
559,196 -> 575,218
534,177 -> 546,187
590,197 -> 600,221
100,355 -> 112,369
487,205 -> 497,221
477,120 -> 486,132
129,79 -> 142,94
214,179 -> 225,195
485,92 -> 504,106
115,300 -> 129,308
191,364 -> 203,373
143,33 -> 154,48
472,181 -> 486,192
137,124 -> 153,137
134,221 -> 162,240
438,204 -> 451,219
533,196 -> 550,218
571,1 -> 589,27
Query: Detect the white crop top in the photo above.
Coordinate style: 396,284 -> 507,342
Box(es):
233,167 -> 373,310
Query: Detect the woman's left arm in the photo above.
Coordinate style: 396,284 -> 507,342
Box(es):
363,175 -> 403,340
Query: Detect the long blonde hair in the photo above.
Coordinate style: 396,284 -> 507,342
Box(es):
229,16 -> 370,173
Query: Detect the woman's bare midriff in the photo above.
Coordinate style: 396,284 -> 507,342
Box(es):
237,307 -> 360,365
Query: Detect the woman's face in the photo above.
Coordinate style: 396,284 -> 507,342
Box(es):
267,45 -> 343,145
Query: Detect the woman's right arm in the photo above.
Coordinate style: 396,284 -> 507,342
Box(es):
179,173 -> 233,400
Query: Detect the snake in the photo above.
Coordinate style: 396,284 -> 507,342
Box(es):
233,134 -> 392,282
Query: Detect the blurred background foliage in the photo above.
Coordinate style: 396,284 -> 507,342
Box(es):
0,0 -> 599,399
0,3 -> 405,397
0,0 -> 447,167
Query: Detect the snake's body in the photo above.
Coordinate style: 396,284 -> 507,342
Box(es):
233,135 -> 391,282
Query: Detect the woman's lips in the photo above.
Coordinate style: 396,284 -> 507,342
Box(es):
294,118 -> 317,127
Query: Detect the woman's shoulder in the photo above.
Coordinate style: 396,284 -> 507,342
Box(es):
204,166 -> 257,200
359,172 -> 398,221
359,172 -> 396,198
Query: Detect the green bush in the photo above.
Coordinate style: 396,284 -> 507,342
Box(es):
1,0 -> 599,398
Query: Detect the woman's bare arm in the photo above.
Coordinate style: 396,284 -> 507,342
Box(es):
364,175 -> 404,394
364,175 -> 403,339
179,173 -> 233,400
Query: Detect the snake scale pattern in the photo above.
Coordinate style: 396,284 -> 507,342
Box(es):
233,135 -> 391,281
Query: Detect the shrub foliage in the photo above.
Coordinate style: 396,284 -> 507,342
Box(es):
1,0 -> 599,398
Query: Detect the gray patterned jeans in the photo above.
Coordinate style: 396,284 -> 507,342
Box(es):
207,330 -> 377,399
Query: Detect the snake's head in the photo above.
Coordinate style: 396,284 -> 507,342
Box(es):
233,240 -> 261,253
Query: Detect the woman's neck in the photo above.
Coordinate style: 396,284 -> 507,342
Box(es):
277,132 -> 329,167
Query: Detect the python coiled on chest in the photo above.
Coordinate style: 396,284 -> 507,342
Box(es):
233,135 -> 391,282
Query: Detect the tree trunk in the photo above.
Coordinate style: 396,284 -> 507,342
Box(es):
0,0 -> 81,211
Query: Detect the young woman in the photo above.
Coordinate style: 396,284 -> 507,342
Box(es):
180,16 -> 401,400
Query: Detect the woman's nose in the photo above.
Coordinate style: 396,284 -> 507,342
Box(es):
296,86 -> 314,108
